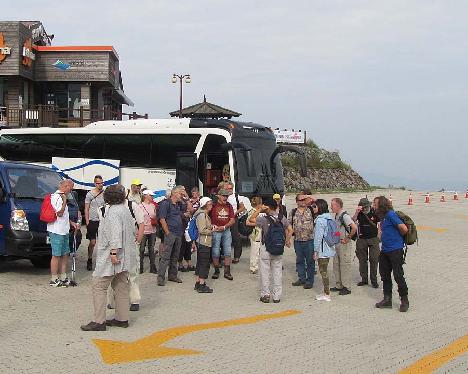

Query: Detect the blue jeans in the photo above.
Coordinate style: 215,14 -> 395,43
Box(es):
294,240 -> 315,284
212,229 -> 232,258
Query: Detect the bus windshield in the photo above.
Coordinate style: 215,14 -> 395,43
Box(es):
7,168 -> 63,199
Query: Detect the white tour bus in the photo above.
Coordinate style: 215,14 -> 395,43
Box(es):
0,118 -> 306,204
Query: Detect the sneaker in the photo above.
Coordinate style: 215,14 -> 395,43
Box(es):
157,277 -> 165,286
315,294 -> 331,302
80,321 -> 106,331
194,282 -> 200,290
232,258 -> 240,264
106,319 -> 129,328
168,277 -> 183,283
260,295 -> 270,303
129,304 -> 139,311
292,280 -> 305,286
86,258 -> 92,271
371,282 -> 379,289
303,283 -> 313,289
339,287 -> 351,296
197,284 -> 214,293
107,304 -> 114,310
330,287 -> 342,292
250,269 -> 258,274
273,299 -> 281,303
49,279 -> 63,287
357,281 -> 368,286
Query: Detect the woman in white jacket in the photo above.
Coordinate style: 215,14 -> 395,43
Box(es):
313,199 -> 337,302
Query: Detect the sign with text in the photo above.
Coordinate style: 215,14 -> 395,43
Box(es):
273,129 -> 306,144
0,33 -> 11,63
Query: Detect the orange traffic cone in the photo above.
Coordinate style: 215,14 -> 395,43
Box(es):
440,193 -> 446,202
408,193 -> 413,205
424,193 -> 430,204
453,191 -> 459,200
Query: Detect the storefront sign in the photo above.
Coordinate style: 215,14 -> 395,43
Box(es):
22,38 -> 36,67
273,129 -> 306,144
0,33 -> 11,63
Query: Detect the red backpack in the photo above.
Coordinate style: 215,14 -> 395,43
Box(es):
40,194 -> 57,223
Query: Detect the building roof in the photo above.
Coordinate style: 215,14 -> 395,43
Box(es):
34,45 -> 119,59
169,96 -> 241,119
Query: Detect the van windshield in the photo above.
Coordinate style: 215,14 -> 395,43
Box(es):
7,168 -> 64,199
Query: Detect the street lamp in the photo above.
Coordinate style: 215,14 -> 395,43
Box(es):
172,73 -> 191,118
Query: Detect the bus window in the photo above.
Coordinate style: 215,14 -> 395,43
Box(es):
103,135 -> 152,167
65,134 -> 105,159
0,134 -> 66,162
0,134 -> 31,161
151,134 -> 200,169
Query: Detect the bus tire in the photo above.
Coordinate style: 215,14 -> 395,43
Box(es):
30,256 -> 51,268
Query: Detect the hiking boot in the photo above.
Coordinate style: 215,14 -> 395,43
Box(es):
224,265 -> 233,281
357,281 -> 368,286
130,304 -> 139,311
330,287 -> 342,292
339,287 -> 351,295
80,321 -> 106,331
303,282 -> 313,289
212,267 -> 220,279
375,295 -> 392,309
260,295 -> 270,303
292,279 -> 305,286
197,283 -> 214,293
399,296 -> 409,312
106,319 -> 129,328
150,264 -> 158,274
86,258 -> 92,271
168,277 -> 183,283
157,277 -> 165,286
371,282 -> 379,289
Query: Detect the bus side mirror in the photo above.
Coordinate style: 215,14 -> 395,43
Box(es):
270,145 -> 307,177
221,142 -> 255,177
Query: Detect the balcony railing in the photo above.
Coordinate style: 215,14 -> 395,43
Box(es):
1,105 -> 148,128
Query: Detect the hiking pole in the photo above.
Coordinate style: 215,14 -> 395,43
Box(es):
69,231 -> 78,287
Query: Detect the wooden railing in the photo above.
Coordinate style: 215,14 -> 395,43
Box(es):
2,105 -> 148,128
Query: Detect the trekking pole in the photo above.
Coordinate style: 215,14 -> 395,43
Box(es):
69,231 -> 78,287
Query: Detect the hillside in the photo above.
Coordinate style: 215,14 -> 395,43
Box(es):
281,140 -> 370,192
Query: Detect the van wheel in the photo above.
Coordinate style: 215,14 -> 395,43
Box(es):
30,256 -> 51,268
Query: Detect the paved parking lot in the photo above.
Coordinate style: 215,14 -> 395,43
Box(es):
0,189 -> 467,373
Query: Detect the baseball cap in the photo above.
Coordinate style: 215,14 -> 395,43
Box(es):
131,178 -> 142,186
273,193 -> 281,200
358,198 -> 371,207
218,189 -> 230,196
142,189 -> 154,196
199,197 -> 212,208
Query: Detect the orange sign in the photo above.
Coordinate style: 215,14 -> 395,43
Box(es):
0,33 -> 12,63
22,38 -> 36,67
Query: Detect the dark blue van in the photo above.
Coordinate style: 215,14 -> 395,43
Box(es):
0,161 -> 79,268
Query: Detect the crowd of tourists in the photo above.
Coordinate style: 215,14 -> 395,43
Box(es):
40,176 -> 411,332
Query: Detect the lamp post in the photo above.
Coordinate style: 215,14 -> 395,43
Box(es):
172,73 -> 191,118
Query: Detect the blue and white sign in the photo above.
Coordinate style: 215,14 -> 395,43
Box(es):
52,157 -> 120,190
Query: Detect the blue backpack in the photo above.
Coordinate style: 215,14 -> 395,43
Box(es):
323,218 -> 341,247
185,212 -> 203,242
264,213 -> 286,256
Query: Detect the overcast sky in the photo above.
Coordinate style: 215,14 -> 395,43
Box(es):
6,1 -> 468,190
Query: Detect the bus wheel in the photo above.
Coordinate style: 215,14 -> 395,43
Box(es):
30,256 -> 51,268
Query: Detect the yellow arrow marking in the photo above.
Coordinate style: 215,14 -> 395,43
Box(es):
416,226 -> 448,233
399,334 -> 468,373
93,309 -> 301,365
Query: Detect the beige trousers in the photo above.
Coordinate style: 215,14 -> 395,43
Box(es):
107,243 -> 140,307
92,271 -> 129,324
259,245 -> 283,300
333,240 -> 353,289
249,239 -> 261,272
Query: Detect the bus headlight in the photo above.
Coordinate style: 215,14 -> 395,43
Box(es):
11,209 -> 29,231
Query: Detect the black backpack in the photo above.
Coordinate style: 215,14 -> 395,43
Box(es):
339,211 -> 357,241
264,213 -> 286,256
237,213 -> 253,236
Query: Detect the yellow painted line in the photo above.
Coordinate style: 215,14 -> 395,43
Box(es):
416,226 -> 448,233
93,309 -> 301,365
399,334 -> 468,374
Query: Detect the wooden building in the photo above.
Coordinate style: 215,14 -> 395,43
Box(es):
0,21 -> 134,127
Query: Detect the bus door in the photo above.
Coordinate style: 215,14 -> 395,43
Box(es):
175,152 -> 198,192
202,152 -> 225,196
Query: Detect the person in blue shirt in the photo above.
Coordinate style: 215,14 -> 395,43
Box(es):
373,196 -> 410,312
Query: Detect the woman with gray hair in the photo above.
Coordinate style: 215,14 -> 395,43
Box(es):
81,184 -> 136,331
